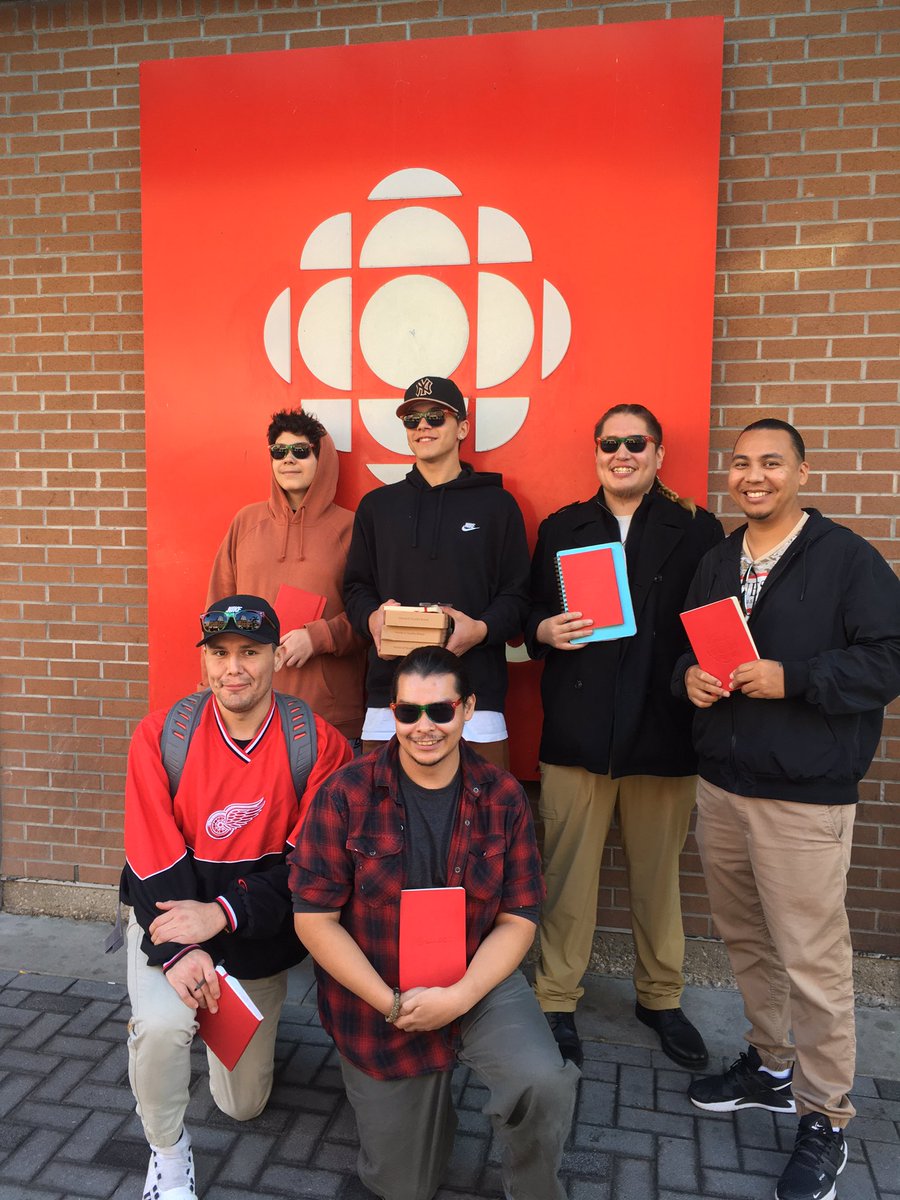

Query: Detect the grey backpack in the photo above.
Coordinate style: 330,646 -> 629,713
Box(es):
160,688 -> 317,799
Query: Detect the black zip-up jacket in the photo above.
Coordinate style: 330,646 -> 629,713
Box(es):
672,509 -> 900,805
343,464 -> 530,711
526,485 -> 723,777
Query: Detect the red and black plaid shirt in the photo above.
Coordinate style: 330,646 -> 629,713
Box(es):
287,738 -> 545,1080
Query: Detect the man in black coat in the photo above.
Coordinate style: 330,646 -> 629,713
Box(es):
526,404 -> 723,1069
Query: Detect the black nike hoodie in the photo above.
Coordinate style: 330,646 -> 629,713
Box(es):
344,464 -> 530,711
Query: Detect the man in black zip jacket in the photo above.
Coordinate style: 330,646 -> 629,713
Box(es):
343,376 -> 530,768
675,419 -> 900,1200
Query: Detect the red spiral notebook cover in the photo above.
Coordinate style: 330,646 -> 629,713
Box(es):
555,542 -> 636,643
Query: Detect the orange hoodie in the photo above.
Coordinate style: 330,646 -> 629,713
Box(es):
206,433 -> 366,739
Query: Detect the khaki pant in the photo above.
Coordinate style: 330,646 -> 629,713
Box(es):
534,762 -> 697,1011
126,917 -> 287,1147
695,778 -> 856,1126
339,972 -> 578,1200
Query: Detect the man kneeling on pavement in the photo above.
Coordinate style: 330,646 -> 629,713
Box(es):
120,595 -> 350,1200
289,646 -> 579,1200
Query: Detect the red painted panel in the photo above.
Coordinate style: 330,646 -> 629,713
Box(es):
141,18 -> 724,776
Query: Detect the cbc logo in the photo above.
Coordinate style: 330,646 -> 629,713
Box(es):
263,167 -> 572,483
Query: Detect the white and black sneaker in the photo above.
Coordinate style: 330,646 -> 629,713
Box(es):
688,1045 -> 797,1113
143,1128 -> 196,1199
775,1113 -> 847,1200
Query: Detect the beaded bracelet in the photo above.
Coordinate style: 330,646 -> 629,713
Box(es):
385,986 -> 402,1024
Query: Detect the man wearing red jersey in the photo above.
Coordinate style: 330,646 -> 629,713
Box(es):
120,594 -> 350,1200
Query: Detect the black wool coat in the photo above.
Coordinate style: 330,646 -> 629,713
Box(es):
525,487 -> 723,778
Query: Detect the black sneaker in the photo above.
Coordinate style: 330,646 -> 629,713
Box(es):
544,1011 -> 583,1068
688,1045 -> 797,1113
775,1113 -> 847,1200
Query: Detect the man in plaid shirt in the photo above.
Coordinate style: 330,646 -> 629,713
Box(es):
289,646 -> 578,1200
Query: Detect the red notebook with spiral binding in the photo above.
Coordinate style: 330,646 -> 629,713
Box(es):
555,542 -> 636,643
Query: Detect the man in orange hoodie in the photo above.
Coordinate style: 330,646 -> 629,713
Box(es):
207,409 -> 366,741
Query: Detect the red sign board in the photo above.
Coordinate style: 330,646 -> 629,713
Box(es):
141,19 -> 723,775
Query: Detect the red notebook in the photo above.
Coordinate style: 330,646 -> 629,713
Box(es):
680,596 -> 760,685
555,542 -> 636,643
399,886 -> 467,991
196,966 -> 263,1071
274,583 -> 327,632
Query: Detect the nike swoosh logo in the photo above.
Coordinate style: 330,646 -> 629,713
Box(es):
461,522 -> 480,532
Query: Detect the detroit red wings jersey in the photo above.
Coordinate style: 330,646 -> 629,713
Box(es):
121,696 -> 350,976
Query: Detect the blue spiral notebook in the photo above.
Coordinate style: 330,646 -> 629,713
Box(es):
555,542 -> 636,643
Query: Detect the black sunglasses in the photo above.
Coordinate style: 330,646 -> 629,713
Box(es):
269,442 -> 314,460
400,408 -> 448,429
595,435 -> 658,455
200,608 -> 278,635
390,698 -> 463,725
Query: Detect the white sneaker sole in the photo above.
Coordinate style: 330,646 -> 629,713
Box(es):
690,1094 -> 797,1113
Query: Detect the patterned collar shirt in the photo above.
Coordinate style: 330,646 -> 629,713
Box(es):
740,512 -> 809,617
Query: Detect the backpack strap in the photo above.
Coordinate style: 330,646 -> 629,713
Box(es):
159,688 -> 316,802
160,689 -> 213,797
274,692 -> 317,801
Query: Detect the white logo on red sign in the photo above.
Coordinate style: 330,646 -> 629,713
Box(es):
262,166 -> 572,483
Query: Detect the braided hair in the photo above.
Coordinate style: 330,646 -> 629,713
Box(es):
594,403 -> 697,517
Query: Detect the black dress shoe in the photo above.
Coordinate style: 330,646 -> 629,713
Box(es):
635,1001 -> 708,1070
544,1011 -> 584,1068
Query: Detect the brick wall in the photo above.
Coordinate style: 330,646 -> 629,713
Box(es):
2,0 -> 898,953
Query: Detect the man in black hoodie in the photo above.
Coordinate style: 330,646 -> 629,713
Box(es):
675,419 -> 900,1200
344,376 -> 530,768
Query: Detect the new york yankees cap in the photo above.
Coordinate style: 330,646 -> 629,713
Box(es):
396,376 -> 467,420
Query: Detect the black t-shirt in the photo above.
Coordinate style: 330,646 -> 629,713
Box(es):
398,765 -> 461,889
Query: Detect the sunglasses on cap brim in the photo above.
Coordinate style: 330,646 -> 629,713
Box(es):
200,608 -> 278,635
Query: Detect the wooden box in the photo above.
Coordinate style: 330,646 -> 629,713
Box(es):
380,605 -> 451,657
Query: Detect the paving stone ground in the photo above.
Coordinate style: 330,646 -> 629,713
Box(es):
0,966 -> 897,1199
